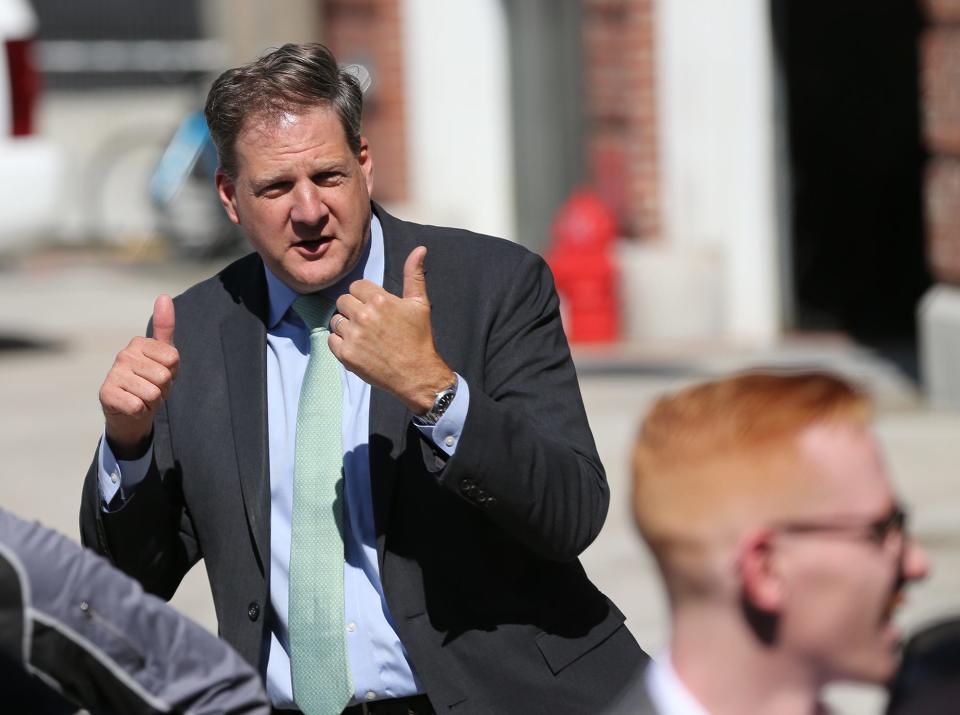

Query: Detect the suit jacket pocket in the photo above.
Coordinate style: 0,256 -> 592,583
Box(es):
534,601 -> 627,674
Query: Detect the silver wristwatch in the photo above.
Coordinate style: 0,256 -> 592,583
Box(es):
418,381 -> 458,425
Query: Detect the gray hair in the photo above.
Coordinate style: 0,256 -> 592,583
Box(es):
204,42 -> 364,178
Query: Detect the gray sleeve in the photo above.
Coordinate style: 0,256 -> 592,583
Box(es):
0,508 -> 270,715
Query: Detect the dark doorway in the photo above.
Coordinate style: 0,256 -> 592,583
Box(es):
772,0 -> 931,378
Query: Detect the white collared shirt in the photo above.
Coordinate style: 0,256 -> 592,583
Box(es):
646,650 -> 713,715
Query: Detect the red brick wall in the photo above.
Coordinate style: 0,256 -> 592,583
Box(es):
923,0 -> 960,282
321,0 -> 408,204
582,0 -> 659,241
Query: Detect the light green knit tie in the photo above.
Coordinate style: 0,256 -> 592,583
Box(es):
289,294 -> 353,715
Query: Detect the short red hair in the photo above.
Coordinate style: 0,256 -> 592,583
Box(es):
632,370 -> 871,598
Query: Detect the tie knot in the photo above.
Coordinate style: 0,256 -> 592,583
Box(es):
292,294 -> 337,332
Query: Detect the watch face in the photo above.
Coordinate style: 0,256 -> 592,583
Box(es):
436,392 -> 454,412
425,387 -> 456,423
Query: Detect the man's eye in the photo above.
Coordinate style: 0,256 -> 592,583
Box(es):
314,172 -> 342,186
259,182 -> 291,197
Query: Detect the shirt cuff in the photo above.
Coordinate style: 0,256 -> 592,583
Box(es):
98,430 -> 154,510
413,374 -> 469,457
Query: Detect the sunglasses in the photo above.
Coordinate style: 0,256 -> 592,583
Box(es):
776,503 -> 908,548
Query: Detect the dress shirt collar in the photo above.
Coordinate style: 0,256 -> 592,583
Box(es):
264,211 -> 385,329
646,649 -> 713,715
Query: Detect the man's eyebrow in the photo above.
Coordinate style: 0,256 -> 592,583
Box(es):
247,174 -> 287,193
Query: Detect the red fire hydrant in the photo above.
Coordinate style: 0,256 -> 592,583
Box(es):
545,189 -> 620,343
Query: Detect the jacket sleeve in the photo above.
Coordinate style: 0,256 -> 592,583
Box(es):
80,387 -> 200,600
2,507 -> 270,715
431,250 -> 609,561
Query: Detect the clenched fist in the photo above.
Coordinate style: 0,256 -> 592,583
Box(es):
99,294 -> 180,459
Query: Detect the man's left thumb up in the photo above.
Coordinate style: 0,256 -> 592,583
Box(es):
402,246 -> 429,305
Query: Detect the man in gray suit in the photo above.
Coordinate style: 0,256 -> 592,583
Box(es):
608,372 -> 929,715
80,43 -> 644,715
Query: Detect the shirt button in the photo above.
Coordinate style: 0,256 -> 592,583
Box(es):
365,691 -> 376,701
444,435 -> 455,447
110,472 -> 119,484
347,622 -> 357,633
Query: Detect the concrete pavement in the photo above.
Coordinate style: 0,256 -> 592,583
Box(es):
1,250 -> 957,714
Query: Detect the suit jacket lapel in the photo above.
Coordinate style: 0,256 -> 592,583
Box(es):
369,204 -> 417,570
215,212 -> 415,574
219,261 -> 271,571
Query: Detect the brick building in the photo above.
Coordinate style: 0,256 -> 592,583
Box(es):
924,0 -> 960,284
316,0 -> 938,361
35,0 -> 943,370
920,0 -> 960,405
316,1 -> 803,346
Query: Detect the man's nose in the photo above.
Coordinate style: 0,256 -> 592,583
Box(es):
903,537 -> 931,582
289,184 -> 328,225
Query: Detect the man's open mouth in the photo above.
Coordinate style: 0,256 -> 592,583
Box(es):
294,237 -> 331,253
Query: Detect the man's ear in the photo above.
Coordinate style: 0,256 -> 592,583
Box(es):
738,528 -> 784,613
358,136 -> 374,195
215,168 -> 241,225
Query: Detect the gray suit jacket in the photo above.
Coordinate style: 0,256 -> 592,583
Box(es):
80,204 -> 647,714
1,507 -> 269,714
604,662 -> 659,715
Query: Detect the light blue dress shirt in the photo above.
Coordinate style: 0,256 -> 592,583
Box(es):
98,214 -> 470,708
